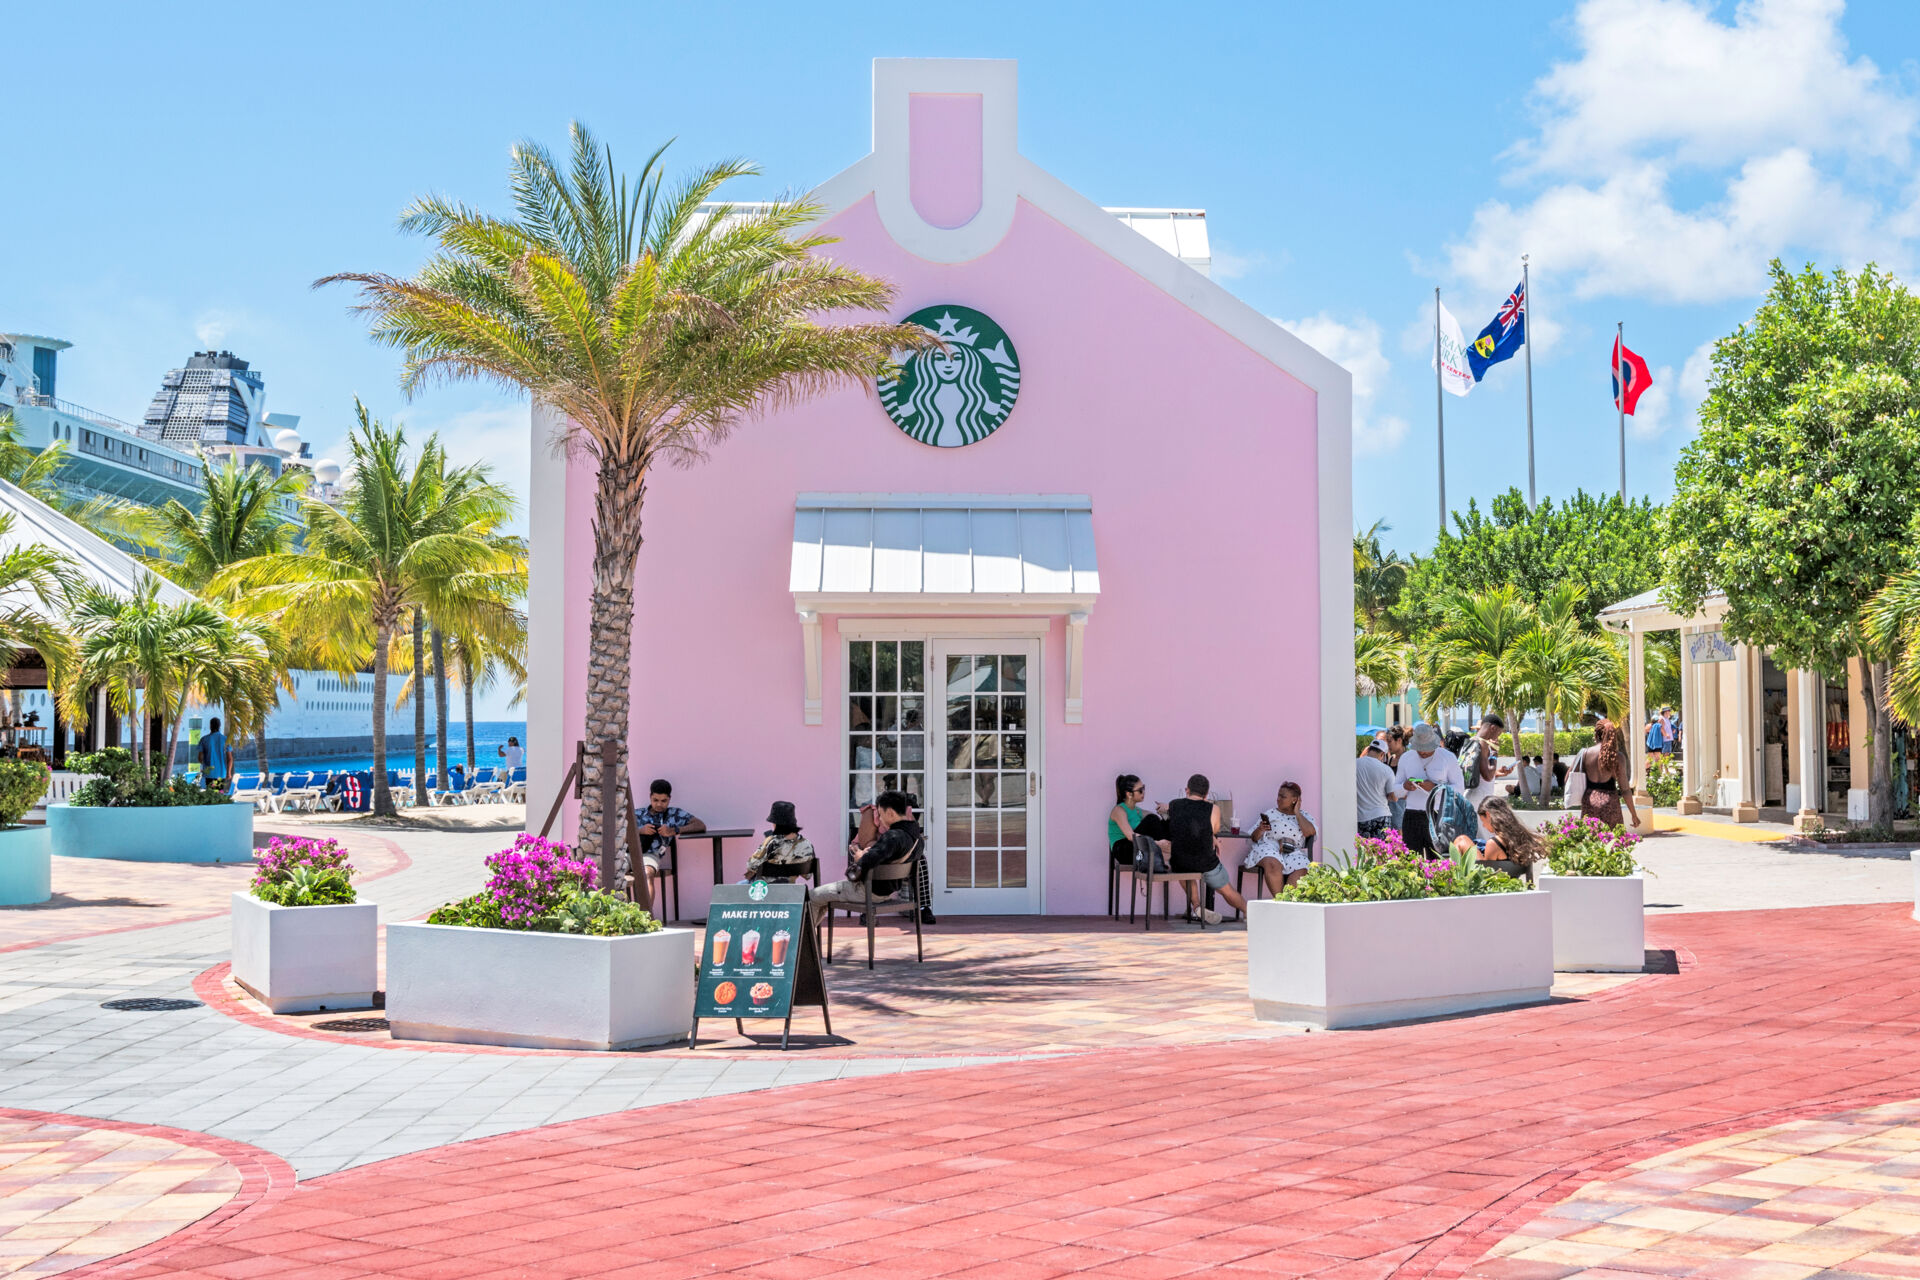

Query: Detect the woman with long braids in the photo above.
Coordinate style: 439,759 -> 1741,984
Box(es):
1576,718 -> 1640,829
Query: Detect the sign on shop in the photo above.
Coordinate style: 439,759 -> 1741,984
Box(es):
878,304 -> 1022,447
691,882 -> 829,1050
1687,630 -> 1736,663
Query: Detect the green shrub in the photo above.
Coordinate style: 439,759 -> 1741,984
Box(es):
1540,813 -> 1641,876
427,893 -> 506,929
1507,728 -> 1596,758
1280,846 -> 1525,903
0,759 -> 50,827
1646,755 -> 1683,807
548,891 -> 662,937
251,836 -> 357,906
67,748 -> 232,808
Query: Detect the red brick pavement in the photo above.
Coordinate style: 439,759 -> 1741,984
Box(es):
76,904 -> 1920,1279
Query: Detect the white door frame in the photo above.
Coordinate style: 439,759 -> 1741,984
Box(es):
837,619 -> 1048,916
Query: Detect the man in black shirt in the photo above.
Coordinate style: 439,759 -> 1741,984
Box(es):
809,790 -> 922,918
1167,773 -> 1250,925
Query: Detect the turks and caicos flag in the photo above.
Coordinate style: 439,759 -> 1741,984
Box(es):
1467,280 -> 1527,382
1611,336 -> 1653,415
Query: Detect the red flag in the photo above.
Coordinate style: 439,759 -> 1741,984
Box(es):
1611,336 -> 1653,415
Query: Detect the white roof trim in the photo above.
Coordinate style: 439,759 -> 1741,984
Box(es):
0,475 -> 196,620
790,498 -> 1099,609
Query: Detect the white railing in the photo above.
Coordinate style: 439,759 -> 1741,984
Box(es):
40,772 -> 99,806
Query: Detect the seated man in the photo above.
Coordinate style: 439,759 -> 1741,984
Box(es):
744,801 -> 816,883
810,790 -> 920,917
634,778 -> 705,902
1167,773 -> 1250,924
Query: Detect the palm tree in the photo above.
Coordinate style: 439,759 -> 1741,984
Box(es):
68,578 -> 250,782
1354,628 -> 1408,699
1865,566 -> 1920,727
214,405 -> 517,816
142,457 -> 307,775
319,123 -> 936,865
1512,585 -> 1621,801
1421,586 -> 1535,784
0,509 -> 79,719
449,624 -> 527,773
1354,520 -> 1411,630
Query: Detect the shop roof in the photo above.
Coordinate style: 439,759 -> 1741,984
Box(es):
790,494 -> 1098,607
1597,586 -> 1728,631
0,475 -> 196,618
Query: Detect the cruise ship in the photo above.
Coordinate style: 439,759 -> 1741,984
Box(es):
0,334 -> 395,758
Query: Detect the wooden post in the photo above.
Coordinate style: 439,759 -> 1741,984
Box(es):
599,739 -> 621,895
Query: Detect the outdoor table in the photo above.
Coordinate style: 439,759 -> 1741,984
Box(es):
670,827 -> 758,909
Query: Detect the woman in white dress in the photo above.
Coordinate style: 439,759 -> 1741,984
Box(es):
1246,782 -> 1317,895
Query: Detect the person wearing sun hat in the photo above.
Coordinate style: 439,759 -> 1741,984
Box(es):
744,801 -> 817,883
1394,722 -> 1465,855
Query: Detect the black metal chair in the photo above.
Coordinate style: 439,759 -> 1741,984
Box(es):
819,841 -> 925,968
623,835 -> 681,922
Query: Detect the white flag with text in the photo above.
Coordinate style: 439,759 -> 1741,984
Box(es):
1434,301 -> 1473,397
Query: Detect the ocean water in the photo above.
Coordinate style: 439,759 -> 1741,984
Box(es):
252,721 -> 529,777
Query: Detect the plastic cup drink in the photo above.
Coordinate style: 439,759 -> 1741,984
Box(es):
711,929 -> 730,965
771,929 -> 791,966
741,929 -> 761,965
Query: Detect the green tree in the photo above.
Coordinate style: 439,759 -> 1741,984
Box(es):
1354,520 -> 1410,630
1354,628 -> 1408,700
141,457 -> 307,776
320,123 -> 935,867
1664,262 -> 1920,827
1512,584 -> 1623,798
1395,489 -> 1664,638
68,578 -> 260,783
0,511 -> 79,719
214,405 -> 518,817
1419,586 -> 1536,776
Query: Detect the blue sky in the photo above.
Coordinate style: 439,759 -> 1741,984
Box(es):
11,3 -> 1919,592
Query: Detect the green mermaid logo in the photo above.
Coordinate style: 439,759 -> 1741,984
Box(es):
878,305 -> 1021,447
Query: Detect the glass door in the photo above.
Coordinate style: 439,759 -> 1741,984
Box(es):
930,639 -> 1041,914
844,640 -> 928,849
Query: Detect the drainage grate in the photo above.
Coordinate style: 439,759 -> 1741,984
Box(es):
100,997 -> 204,1012
313,1017 -> 390,1033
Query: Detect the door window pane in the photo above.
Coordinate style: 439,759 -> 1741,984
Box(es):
1001,772 -> 1025,806
973,656 -> 998,693
946,771 -> 972,806
946,735 -> 973,769
874,695 -> 899,731
902,642 -> 925,692
850,643 -> 873,692
1004,734 -> 1026,768
1001,654 -> 1027,692
946,697 -> 970,731
1001,697 -> 1026,731
945,655 -> 972,693
848,696 -> 874,730
876,642 -> 899,692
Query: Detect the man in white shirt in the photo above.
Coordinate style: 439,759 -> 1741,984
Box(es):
1394,723 -> 1465,855
498,737 -> 525,773
1355,741 -> 1402,838
1462,715 -> 1514,807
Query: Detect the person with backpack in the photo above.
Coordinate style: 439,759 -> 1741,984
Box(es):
1461,715 -> 1514,807
1395,724 -> 1465,855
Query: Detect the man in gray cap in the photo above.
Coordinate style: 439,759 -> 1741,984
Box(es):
1394,723 -> 1465,854
1356,740 -> 1402,839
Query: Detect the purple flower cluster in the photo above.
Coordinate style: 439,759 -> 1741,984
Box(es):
250,836 -> 352,894
1540,812 -> 1641,852
480,834 -> 597,926
1356,827 -> 1411,863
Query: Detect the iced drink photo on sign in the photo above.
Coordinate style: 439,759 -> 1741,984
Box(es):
771,929 -> 790,966
710,929 -> 730,966
741,929 -> 761,965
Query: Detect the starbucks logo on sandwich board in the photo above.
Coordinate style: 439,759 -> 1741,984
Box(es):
878,305 -> 1021,447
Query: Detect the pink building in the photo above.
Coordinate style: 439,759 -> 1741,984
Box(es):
527,59 -> 1354,917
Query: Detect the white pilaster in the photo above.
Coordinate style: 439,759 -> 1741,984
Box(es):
799,611 -> 823,726
1795,668 -> 1824,832
1732,644 -> 1759,822
1678,627 -> 1702,814
1064,612 -> 1087,724
1627,625 -> 1653,829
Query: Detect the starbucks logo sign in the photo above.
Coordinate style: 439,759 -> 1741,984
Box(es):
878,305 -> 1021,447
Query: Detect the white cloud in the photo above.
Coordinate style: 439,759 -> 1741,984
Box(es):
307,399 -> 532,535
1278,312 -> 1408,455
1444,0 -> 1919,305
193,312 -> 235,347
1520,0 -> 1914,176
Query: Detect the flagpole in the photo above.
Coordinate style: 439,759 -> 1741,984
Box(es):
1522,255 -> 1536,507
1434,287 -> 1447,537
1616,320 -> 1627,501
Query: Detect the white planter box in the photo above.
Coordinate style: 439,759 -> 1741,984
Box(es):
229,893 -> 378,1013
1537,874 -> 1646,972
1248,892 -> 1552,1029
385,922 -> 696,1050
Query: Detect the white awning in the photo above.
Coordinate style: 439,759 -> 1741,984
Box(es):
789,493 -> 1099,612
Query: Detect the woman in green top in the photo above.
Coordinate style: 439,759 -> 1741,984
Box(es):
1109,774 -> 1173,866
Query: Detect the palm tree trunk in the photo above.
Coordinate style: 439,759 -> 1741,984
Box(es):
255,727 -> 269,778
432,626 -> 449,791
579,457 -> 646,876
462,657 -> 476,772
371,623 -> 394,817
1541,715 -> 1558,811
412,613 -> 428,806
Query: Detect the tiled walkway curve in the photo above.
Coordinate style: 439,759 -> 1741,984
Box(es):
84,903 -> 1920,1279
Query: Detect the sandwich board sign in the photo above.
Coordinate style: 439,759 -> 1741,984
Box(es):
691,882 -> 830,1050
